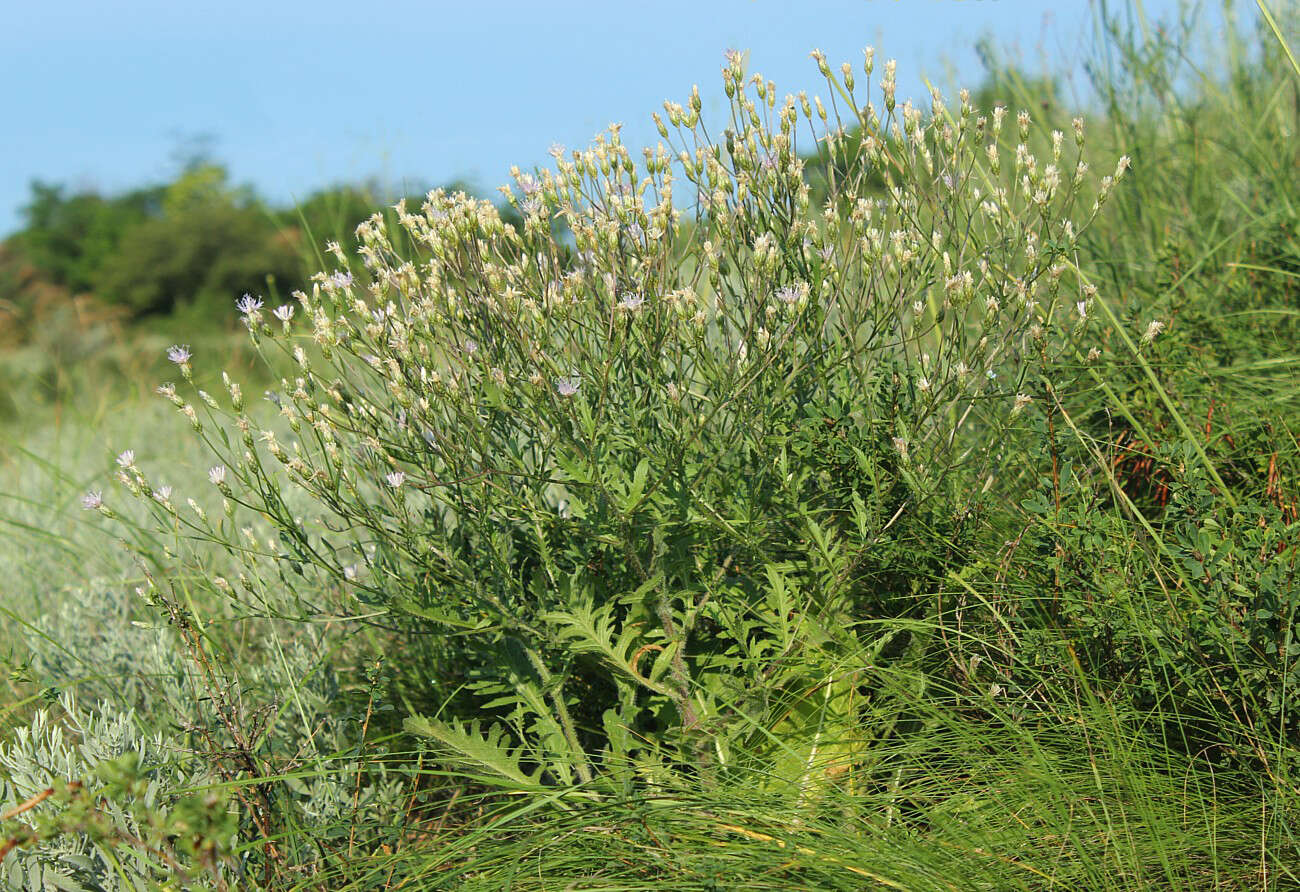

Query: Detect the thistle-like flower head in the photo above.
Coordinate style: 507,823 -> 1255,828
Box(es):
555,375 -> 581,397
775,282 -> 807,305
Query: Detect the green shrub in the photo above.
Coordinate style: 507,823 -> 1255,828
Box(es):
99,48 -> 1122,802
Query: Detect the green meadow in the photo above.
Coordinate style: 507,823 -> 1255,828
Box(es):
3,4 -> 1300,888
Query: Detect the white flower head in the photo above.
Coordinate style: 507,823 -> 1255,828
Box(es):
273,304 -> 295,323
208,465 -> 227,486
1076,300 -> 1088,321
775,282 -> 808,305
1141,319 -> 1165,344
236,293 -> 264,316
555,375 -> 581,397
385,470 -> 406,489
618,292 -> 646,311
1013,393 -> 1033,414
152,485 -> 173,502
81,490 -> 103,511
116,450 -> 136,469
167,344 -> 191,365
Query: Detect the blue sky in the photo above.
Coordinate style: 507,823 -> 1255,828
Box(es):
2,1 -> 1198,236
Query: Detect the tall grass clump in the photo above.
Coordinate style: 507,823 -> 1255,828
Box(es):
7,7 -> 1300,886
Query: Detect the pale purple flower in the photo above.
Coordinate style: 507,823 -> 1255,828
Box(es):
167,345 -> 191,365
208,465 -> 227,486
236,293 -> 264,316
775,284 -> 803,304
618,292 -> 646,311
548,142 -> 566,159
555,375 -> 581,397
156,383 -> 177,398
152,485 -> 173,502
273,304 -> 295,323
116,450 -> 135,469
517,173 -> 541,196
385,470 -> 406,489
330,270 -> 353,289
463,339 -> 478,356
81,491 -> 103,511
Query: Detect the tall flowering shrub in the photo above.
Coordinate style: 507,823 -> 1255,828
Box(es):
109,49 -> 1125,793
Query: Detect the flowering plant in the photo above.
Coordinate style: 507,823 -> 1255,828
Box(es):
107,48 -> 1125,793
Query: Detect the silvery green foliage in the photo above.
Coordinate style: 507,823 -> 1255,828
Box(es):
22,581 -> 340,758
24,586 -> 192,715
9,586 -> 408,882
0,693 -> 224,891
